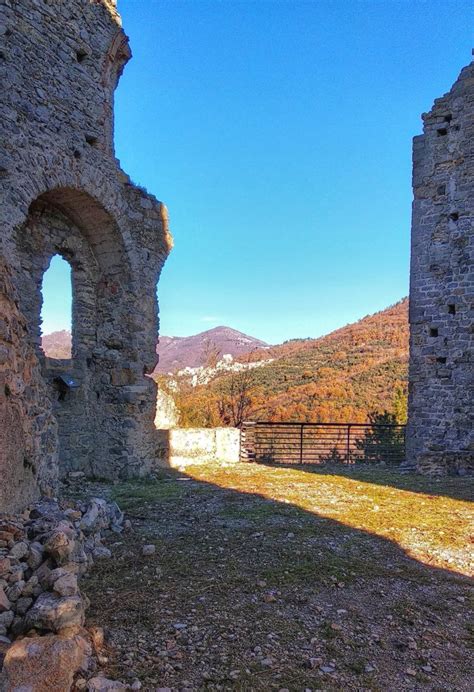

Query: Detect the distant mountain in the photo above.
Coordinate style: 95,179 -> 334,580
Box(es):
41,325 -> 268,372
155,326 -> 269,373
41,330 -> 71,359
174,299 -> 409,426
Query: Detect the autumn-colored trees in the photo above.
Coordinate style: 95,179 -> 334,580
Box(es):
159,299 -> 409,429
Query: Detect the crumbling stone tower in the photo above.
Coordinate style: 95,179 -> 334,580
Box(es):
407,59 -> 473,475
0,0 -> 172,511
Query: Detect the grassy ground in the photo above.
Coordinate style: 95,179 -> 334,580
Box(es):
82,463 -> 473,691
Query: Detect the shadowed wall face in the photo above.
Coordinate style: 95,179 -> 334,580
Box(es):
407,61 -> 474,475
0,260 -> 59,511
0,0 -> 172,511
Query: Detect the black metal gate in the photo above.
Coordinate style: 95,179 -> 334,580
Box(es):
240,421 -> 406,466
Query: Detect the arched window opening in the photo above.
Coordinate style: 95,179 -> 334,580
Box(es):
40,255 -> 72,359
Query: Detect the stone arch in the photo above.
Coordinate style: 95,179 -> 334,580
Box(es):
12,187 -> 142,477
16,204 -> 97,357
8,177 -> 138,276
14,187 -> 132,355
33,187 -> 131,278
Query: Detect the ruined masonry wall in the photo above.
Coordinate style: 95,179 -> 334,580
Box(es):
155,428 -> 241,468
407,60 -> 474,475
0,260 -> 58,510
0,0 -> 172,511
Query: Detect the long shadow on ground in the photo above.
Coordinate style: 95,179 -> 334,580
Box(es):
81,465 -> 473,691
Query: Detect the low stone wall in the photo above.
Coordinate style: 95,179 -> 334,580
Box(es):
156,427 -> 241,467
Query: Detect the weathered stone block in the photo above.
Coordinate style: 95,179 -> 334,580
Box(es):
0,587 -> 11,613
0,627 -> 92,692
24,592 -> 85,632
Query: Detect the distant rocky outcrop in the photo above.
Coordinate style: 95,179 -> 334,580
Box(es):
155,326 -> 269,373
41,330 -> 72,359
170,353 -> 274,388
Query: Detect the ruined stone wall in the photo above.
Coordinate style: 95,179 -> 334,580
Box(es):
154,387 -> 180,429
0,259 -> 58,510
155,428 -> 241,468
0,0 -> 172,510
407,60 -> 474,475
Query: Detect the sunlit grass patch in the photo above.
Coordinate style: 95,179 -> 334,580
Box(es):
184,463 -> 473,575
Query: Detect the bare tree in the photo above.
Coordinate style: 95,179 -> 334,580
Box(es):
217,355 -> 256,427
201,338 -> 221,369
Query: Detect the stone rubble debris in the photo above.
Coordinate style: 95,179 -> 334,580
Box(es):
0,496 -> 135,690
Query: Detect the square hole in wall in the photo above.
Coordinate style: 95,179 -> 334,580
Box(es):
437,128 -> 448,136
444,114 -> 452,123
436,356 -> 447,364
429,327 -> 439,337
76,49 -> 88,63
449,212 -> 459,221
448,304 -> 456,315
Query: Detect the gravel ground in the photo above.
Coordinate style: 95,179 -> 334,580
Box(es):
80,463 -> 473,691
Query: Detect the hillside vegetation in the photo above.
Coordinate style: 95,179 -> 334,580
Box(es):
42,300 -> 409,427
173,299 -> 409,426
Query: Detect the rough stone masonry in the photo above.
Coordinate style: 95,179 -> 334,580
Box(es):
407,58 -> 474,475
0,0 -> 172,512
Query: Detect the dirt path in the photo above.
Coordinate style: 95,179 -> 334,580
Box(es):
82,464 -> 473,691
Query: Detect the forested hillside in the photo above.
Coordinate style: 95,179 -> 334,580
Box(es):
172,299 -> 409,426
43,300 -> 409,427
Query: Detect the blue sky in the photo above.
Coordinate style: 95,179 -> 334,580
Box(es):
41,0 -> 472,343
